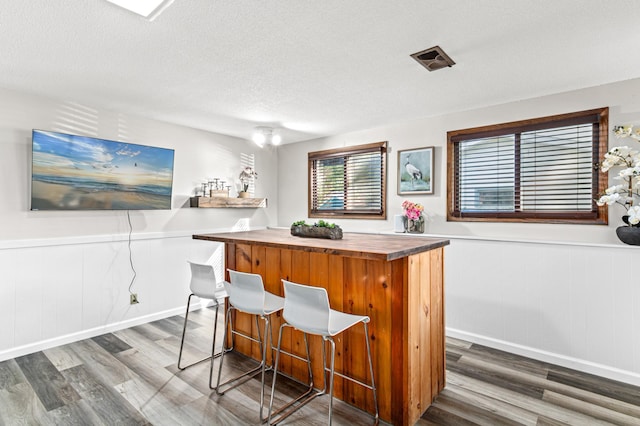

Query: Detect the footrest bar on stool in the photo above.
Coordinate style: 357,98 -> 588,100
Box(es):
267,388 -> 325,425
215,362 -> 266,395
327,368 -> 376,391
178,350 -> 224,371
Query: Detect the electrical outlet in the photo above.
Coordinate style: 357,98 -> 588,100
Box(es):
130,293 -> 139,304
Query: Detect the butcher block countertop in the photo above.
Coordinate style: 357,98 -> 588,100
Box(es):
193,228 -> 449,261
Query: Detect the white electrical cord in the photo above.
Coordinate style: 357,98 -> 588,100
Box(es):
126,210 -> 137,296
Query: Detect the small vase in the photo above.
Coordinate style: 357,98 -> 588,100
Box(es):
404,216 -> 425,234
616,226 -> 640,245
616,215 -> 640,245
238,191 -> 250,198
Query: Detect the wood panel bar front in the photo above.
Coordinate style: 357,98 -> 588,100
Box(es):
195,229 -> 449,425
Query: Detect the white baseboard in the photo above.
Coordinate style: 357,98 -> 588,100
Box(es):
0,303 -> 204,362
446,328 -> 640,387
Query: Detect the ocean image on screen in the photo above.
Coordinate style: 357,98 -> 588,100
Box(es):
31,130 -> 175,210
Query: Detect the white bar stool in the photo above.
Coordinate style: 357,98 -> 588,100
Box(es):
177,261 -> 228,389
215,269 -> 284,421
267,279 -> 379,425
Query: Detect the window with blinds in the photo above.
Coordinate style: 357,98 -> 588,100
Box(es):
309,141 -> 387,219
447,108 -> 609,224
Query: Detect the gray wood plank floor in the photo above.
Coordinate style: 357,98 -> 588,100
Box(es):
0,307 -> 638,425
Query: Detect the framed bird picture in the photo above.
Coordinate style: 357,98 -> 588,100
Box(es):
397,146 -> 434,195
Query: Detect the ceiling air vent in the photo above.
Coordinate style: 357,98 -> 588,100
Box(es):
410,45 -> 455,72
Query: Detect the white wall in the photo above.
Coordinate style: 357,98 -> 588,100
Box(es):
445,236 -> 640,386
277,78 -> 640,386
4,77 -> 640,387
0,87 -> 278,360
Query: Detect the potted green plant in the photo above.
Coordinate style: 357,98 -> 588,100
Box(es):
290,220 -> 343,240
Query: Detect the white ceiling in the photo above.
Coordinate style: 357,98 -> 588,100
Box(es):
2,1 -> 640,144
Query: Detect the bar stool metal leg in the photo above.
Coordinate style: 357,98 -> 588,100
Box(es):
177,294 -> 197,370
267,324 -> 316,425
215,306 -> 275,421
322,322 -> 379,425
364,322 -> 379,424
258,315 -> 271,421
207,301 -> 222,388
326,337 -> 336,425
177,294 -> 223,374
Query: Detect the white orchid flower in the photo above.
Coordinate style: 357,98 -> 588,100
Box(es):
599,125 -> 640,221
602,146 -> 638,170
601,157 -> 617,172
614,125 -> 633,137
618,168 -> 635,178
596,193 -> 621,206
605,185 -> 624,195
627,205 -> 640,225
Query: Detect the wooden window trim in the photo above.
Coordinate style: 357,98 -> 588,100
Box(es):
447,107 -> 609,225
308,141 -> 387,220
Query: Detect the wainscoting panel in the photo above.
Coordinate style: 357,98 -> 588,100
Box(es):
445,237 -> 640,386
3,230 -> 639,390
0,233 -> 224,361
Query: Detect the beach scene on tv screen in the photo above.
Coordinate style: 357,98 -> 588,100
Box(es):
31,130 -> 174,210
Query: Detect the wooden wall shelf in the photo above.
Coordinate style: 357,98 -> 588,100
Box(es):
190,196 -> 267,208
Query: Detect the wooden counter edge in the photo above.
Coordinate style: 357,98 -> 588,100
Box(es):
192,232 -> 449,261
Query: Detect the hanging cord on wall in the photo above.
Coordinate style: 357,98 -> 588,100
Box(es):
126,210 -> 137,296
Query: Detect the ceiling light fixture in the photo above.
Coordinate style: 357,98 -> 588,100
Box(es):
105,0 -> 175,21
252,127 -> 281,147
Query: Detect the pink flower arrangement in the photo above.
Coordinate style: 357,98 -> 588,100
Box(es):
402,200 -> 424,220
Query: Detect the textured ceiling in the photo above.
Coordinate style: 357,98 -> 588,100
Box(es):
1,1 -> 640,144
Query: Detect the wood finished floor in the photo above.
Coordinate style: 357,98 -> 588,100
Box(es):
0,307 -> 638,425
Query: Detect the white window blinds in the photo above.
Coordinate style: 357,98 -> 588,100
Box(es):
309,142 -> 387,219
448,108 -> 608,224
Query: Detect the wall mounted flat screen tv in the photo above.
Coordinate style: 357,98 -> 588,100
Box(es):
31,130 -> 175,210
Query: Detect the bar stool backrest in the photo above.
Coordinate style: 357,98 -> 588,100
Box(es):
226,269 -> 266,314
187,261 -> 223,299
282,279 -> 331,336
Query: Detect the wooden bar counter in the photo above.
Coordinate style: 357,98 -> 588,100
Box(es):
193,228 -> 449,425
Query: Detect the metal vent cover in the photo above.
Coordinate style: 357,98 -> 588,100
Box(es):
410,45 -> 455,72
